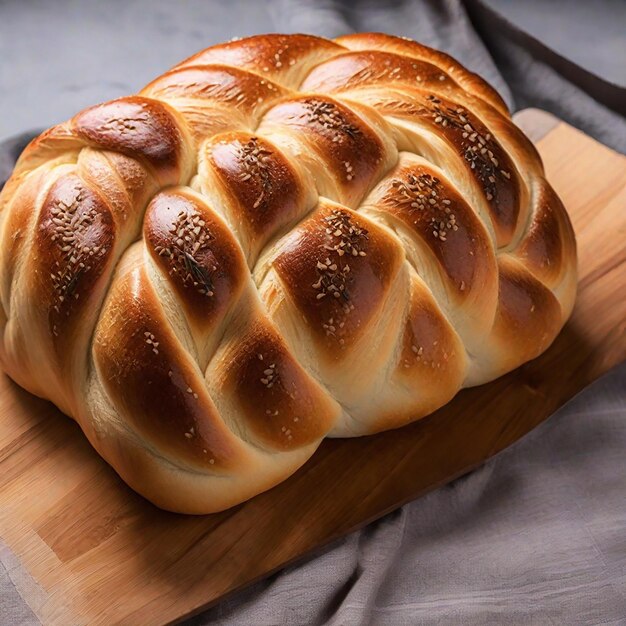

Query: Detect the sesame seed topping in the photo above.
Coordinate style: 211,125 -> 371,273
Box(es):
144,332 -> 160,355
260,363 -> 278,388
321,210 -> 368,259
300,99 -> 361,145
312,210 -> 369,343
426,95 -> 512,200
47,183 -> 108,316
315,225 -> 356,299
154,210 -> 216,297
233,136 -> 274,210
390,171 -> 459,243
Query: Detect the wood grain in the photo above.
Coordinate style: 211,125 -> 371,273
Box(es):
0,110 -> 625,626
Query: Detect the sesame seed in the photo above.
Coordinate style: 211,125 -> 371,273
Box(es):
313,210 -> 368,311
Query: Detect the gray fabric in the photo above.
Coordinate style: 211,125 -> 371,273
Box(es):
0,1 -> 625,624
0,555 -> 39,626
480,0 -> 626,86
465,0 -> 626,153
0,543 -> 43,626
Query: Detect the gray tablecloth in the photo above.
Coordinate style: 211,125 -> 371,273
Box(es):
1,1 -> 625,624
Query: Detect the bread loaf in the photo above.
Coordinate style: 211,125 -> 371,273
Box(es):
0,33 -> 577,513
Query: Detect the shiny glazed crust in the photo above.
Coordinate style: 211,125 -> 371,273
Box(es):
0,33 -> 577,513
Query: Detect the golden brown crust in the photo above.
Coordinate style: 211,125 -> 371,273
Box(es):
144,188 -> 248,328
141,65 -> 289,141
212,315 -> 340,451
143,64 -> 286,107
374,273 -> 467,431
93,256 -> 241,471
333,33 -> 509,115
302,49 -> 459,96
514,179 -> 575,288
200,132 -> 312,263
0,33 -> 576,513
272,201 -> 405,357
73,97 -> 191,184
173,33 -> 344,87
362,154 -> 495,299
36,174 -> 115,348
259,95 -> 396,207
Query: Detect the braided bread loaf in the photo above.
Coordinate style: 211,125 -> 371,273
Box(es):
0,33 -> 576,513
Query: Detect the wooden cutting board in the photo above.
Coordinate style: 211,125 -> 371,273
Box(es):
1,109 -> 625,625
